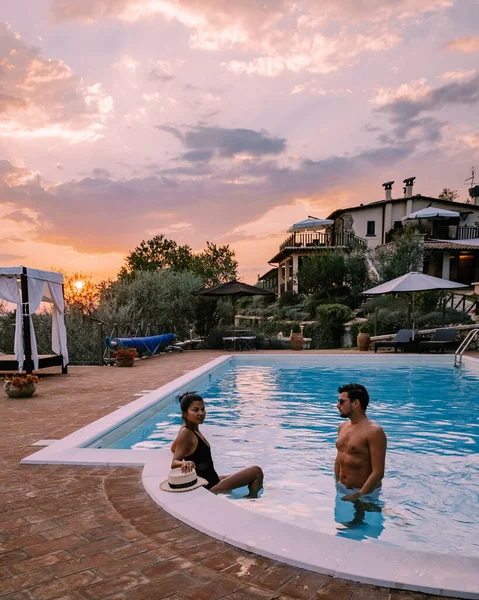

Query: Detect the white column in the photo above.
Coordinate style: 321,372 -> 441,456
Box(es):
278,261 -> 285,296
442,251 -> 450,280
292,254 -> 299,293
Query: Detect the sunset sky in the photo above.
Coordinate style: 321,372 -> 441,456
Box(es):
1,1 -> 479,282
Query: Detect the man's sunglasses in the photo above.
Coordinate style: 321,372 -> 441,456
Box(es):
338,398 -> 355,405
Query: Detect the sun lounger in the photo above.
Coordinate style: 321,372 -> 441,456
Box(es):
373,329 -> 415,353
418,328 -> 457,354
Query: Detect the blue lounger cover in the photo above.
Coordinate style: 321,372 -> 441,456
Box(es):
105,333 -> 175,355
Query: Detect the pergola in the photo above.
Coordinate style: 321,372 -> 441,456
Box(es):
0,266 -> 69,374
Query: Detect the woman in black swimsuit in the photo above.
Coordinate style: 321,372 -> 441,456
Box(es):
171,392 -> 264,497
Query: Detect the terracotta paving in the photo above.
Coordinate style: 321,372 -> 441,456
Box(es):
0,350 -> 467,599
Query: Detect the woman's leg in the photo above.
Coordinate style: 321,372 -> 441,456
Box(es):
209,466 -> 263,498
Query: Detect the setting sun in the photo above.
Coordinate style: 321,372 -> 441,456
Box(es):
74,280 -> 84,290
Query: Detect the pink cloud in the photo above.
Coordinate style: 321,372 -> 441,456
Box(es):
0,23 -> 113,141
51,0 -> 450,76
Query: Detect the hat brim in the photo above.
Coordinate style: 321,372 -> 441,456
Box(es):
159,476 -> 209,493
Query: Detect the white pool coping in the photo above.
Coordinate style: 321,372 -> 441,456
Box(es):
21,354 -> 479,599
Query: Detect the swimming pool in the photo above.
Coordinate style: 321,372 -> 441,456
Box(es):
99,355 -> 479,557
22,354 -> 479,597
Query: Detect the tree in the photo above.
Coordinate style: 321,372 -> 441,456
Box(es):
344,248 -> 371,299
119,235 -> 193,279
298,252 -> 346,295
191,242 -> 238,287
60,270 -> 99,314
438,188 -> 459,202
118,235 -> 238,287
97,270 -> 203,339
375,229 -> 424,282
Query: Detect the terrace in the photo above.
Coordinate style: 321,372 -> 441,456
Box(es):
279,231 -> 367,252
385,224 -> 479,244
3,350 -> 475,599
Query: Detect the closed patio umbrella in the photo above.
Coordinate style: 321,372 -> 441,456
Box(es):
362,272 -> 468,335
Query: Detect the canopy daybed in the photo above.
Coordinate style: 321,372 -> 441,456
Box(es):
0,266 -> 69,374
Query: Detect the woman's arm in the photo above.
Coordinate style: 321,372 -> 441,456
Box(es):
171,428 -> 196,472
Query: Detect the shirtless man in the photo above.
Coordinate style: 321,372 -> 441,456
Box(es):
335,383 -> 387,502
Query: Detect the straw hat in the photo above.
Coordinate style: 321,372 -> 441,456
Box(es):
160,467 -> 208,493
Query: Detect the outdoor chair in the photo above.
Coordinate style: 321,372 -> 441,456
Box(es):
373,329 -> 415,353
418,328 -> 457,354
239,336 -> 257,351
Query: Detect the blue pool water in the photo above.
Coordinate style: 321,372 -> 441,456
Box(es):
107,357 -> 479,556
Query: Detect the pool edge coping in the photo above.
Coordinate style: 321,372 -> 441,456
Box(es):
20,353 -> 479,599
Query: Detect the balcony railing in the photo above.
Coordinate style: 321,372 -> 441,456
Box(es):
279,232 -> 367,252
385,225 -> 479,244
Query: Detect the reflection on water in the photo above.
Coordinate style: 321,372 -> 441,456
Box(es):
334,484 -> 385,542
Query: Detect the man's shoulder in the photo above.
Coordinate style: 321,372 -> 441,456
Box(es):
366,420 -> 387,438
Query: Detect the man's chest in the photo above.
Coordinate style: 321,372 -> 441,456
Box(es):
337,429 -> 369,455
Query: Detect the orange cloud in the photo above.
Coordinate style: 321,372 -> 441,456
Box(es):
442,35 -> 479,53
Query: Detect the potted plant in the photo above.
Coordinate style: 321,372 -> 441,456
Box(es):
3,374 -> 39,398
357,322 -> 372,352
290,322 -> 304,351
114,347 -> 138,367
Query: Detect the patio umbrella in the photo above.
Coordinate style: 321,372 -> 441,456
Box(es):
287,216 -> 333,233
401,207 -> 460,221
362,272 -> 468,335
196,279 -> 275,327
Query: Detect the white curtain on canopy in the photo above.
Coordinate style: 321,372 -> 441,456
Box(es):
0,266 -> 69,371
46,281 -> 68,363
0,276 -> 23,369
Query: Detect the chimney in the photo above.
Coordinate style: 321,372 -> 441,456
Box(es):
403,186 -> 407,197
382,181 -> 394,201
403,177 -> 416,198
469,185 -> 479,206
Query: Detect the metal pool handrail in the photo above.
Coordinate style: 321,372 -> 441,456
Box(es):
454,328 -> 479,368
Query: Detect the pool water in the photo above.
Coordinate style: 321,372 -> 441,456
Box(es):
109,359 -> 479,556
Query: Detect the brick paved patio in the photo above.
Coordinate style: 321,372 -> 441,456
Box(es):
0,350 -> 463,599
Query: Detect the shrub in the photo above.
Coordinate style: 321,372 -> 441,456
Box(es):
303,294 -> 323,319
358,321 -> 372,334
257,319 -> 293,337
302,323 -> 323,349
365,307 -> 408,335
236,296 -> 254,309
348,321 -> 362,346
291,322 -> 301,334
281,306 -> 310,320
203,327 -> 232,349
416,309 -> 473,328
315,304 -> 352,349
278,290 -> 301,307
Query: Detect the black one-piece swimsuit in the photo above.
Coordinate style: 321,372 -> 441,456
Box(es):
183,429 -> 220,490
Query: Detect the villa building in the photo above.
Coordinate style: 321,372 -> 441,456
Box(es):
260,178 -> 479,296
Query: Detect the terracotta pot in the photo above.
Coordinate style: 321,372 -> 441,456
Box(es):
115,357 -> 135,367
4,382 -> 37,398
357,333 -> 371,352
290,332 -> 304,351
